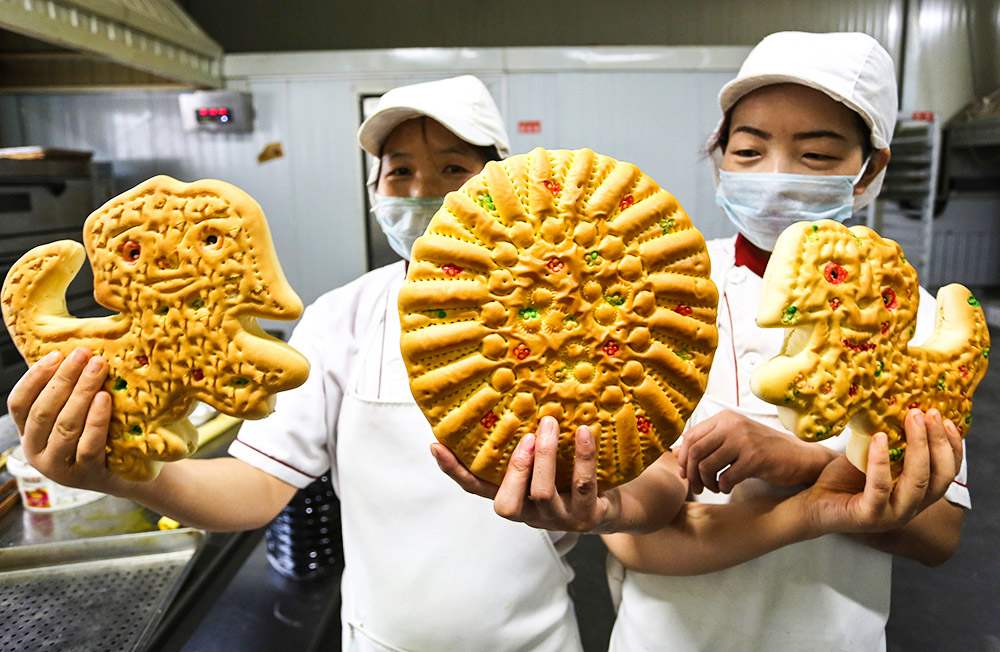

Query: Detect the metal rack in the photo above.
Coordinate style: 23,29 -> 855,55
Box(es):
865,113 -> 941,283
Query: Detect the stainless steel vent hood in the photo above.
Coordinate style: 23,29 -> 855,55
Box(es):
0,0 -> 222,91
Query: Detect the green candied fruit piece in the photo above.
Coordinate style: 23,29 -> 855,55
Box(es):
900,253 -> 908,264
427,309 -> 447,319
659,218 -> 676,234
518,307 -> 539,320
812,224 -> 819,232
231,377 -> 250,387
584,251 -> 602,267
605,292 -> 625,307
112,377 -> 128,391
984,346 -> 991,359
191,298 -> 205,309
129,425 -> 143,435
814,426 -> 832,441
968,294 -> 981,307
965,415 -> 972,425
781,305 -> 798,324
888,447 -> 904,462
562,315 -> 579,329
937,375 -> 946,391
874,361 -> 884,378
674,346 -> 691,360
154,305 -> 169,315
477,194 -> 495,211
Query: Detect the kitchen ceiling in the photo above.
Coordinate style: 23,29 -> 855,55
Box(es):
0,0 -> 222,92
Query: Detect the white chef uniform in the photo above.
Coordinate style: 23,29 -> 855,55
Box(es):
231,262 -> 583,652
607,236 -> 971,652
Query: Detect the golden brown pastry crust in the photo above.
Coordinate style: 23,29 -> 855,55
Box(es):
751,219 -> 990,475
399,148 -> 718,491
2,175 -> 310,481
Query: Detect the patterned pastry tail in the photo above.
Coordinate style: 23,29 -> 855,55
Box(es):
2,241 -> 124,362
844,284 -> 991,472
750,220 -> 989,477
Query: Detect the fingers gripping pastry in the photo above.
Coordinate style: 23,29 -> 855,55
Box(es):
751,219 -> 990,475
1,176 -> 310,481
399,148 -> 719,491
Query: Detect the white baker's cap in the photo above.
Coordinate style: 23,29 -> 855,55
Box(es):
358,75 -> 510,159
710,32 -> 899,211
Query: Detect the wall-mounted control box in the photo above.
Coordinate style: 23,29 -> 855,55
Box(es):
179,91 -> 254,133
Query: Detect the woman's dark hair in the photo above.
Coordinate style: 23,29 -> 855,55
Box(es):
473,144 -> 502,163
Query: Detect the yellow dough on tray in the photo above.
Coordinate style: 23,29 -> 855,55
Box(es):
750,219 -> 990,475
2,176 -> 310,481
399,147 -> 719,491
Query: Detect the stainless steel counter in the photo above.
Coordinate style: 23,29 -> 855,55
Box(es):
0,417 -> 342,651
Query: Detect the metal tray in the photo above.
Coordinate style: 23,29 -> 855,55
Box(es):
0,528 -> 206,651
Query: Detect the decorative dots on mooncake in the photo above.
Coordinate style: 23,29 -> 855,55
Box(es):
441,263 -> 463,277
399,148 -> 719,491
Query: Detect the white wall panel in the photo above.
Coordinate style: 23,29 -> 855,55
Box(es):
506,70 -> 735,240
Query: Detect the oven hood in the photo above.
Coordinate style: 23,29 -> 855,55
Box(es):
0,0 -> 222,91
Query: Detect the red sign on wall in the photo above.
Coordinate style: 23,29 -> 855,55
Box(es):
518,120 -> 542,134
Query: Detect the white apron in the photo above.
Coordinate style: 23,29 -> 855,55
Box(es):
607,250 -> 891,652
337,286 -> 583,652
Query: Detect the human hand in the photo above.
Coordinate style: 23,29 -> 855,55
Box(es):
7,347 -> 124,494
676,410 -> 836,494
801,408 -> 962,535
432,415 -> 624,533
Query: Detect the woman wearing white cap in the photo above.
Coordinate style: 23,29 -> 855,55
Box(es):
437,33 -> 966,652
8,76 -> 584,652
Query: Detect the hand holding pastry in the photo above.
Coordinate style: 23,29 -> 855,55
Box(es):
7,348 -> 125,495
800,408 -> 963,535
677,410 -> 837,494
434,416 -> 624,533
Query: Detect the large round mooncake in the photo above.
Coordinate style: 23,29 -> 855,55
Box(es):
399,148 -> 719,491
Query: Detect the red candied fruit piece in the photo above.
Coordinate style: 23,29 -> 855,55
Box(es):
886,395 -> 897,406
960,365 -> 969,379
441,263 -> 463,277
636,415 -> 651,433
829,298 -> 841,311
542,180 -> 561,195
547,259 -> 565,273
513,344 -> 531,360
880,321 -> 891,335
848,384 -> 858,398
824,262 -> 847,284
137,355 -> 149,367
480,412 -> 498,431
603,341 -> 620,357
674,304 -> 693,317
882,287 -> 898,310
193,369 -> 204,381
618,195 -> 635,212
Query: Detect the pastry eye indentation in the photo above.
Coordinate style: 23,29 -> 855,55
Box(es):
120,240 -> 141,263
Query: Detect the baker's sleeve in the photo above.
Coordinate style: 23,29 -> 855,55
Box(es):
229,297 -> 345,490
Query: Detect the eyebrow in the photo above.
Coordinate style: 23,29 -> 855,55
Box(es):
730,125 -> 848,142
383,146 -> 477,160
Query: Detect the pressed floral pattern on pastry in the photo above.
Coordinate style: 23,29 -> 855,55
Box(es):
399,148 -> 719,491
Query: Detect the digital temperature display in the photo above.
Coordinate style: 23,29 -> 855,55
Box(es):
195,107 -> 232,124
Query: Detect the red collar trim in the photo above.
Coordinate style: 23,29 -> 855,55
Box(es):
734,233 -> 770,278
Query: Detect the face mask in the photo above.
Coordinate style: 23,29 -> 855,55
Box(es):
715,160 -> 869,251
371,194 -> 445,260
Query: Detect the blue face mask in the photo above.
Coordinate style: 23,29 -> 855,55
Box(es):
715,162 -> 868,251
371,194 -> 445,260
